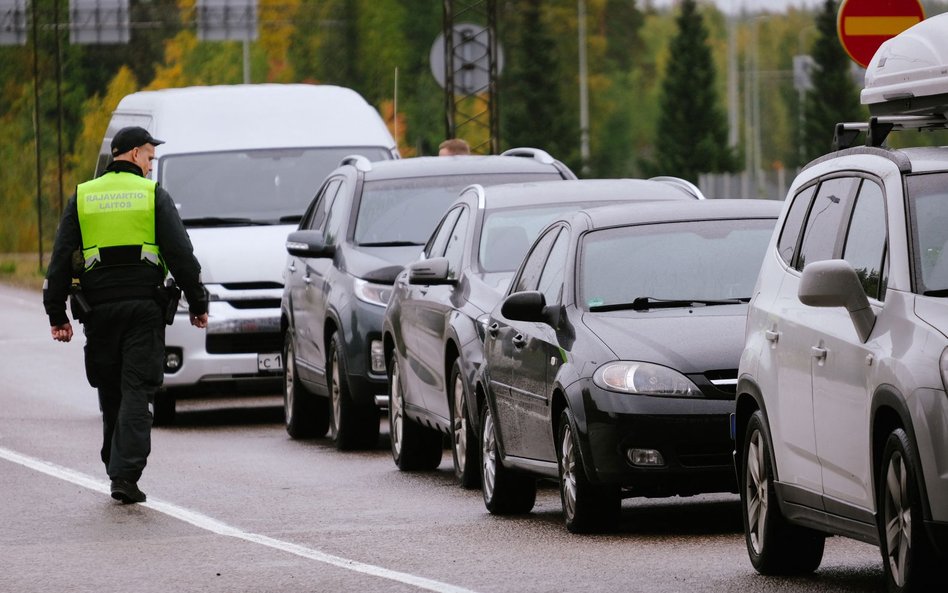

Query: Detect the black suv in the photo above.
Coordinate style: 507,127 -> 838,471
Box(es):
281,150 -> 575,449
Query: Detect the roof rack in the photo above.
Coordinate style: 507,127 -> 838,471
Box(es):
339,154 -> 373,172
832,114 -> 948,151
648,176 -> 706,200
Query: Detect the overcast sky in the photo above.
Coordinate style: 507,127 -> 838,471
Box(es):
648,0 -> 826,13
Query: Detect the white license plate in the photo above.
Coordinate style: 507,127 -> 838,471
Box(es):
257,352 -> 283,373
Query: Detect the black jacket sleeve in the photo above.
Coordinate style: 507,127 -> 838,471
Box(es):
155,186 -> 208,316
43,195 -> 81,326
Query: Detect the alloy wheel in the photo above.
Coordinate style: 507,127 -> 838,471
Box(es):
390,360 -> 404,459
883,451 -> 911,587
452,374 -> 467,475
284,340 -> 296,426
330,350 -> 341,439
560,422 -> 577,520
482,409 -> 497,500
746,429 -> 768,555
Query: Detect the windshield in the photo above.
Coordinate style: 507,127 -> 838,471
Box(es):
159,147 -> 390,224
580,218 -> 775,310
478,203 -> 605,272
907,172 -> 948,294
353,172 -> 560,246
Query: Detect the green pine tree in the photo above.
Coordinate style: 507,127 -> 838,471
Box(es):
801,0 -> 864,163
651,0 -> 735,183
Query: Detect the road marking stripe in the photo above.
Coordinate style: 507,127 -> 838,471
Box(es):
0,445 -> 479,593
843,16 -> 921,37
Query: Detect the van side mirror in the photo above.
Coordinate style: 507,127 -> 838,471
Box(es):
501,291 -> 559,326
286,230 -> 335,259
798,259 -> 875,343
408,257 -> 455,286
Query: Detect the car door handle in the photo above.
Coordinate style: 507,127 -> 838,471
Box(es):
288,263 -> 296,273
487,322 -> 499,338
512,334 -> 526,349
765,330 -> 779,343
303,275 -> 312,285
811,346 -> 827,360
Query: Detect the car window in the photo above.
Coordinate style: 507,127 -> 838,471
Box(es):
842,180 -> 887,300
796,177 -> 858,271
906,172 -> 948,294
425,207 -> 462,259
537,228 -> 569,305
777,184 -> 815,265
513,228 -> 561,293
324,180 -> 350,245
444,207 -> 470,279
307,179 -> 342,231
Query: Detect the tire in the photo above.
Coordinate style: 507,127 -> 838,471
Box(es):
153,388 -> 176,426
449,358 -> 480,488
480,402 -> 536,515
283,332 -> 329,439
328,332 -> 380,450
388,356 -> 443,470
558,408 -> 620,533
878,429 -> 938,593
741,410 -> 825,575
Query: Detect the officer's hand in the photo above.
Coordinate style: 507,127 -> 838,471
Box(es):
51,322 -> 73,343
190,312 -> 208,329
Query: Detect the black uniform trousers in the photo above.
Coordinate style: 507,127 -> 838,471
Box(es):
83,299 -> 165,482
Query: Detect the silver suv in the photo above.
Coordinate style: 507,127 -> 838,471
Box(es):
735,129 -> 948,591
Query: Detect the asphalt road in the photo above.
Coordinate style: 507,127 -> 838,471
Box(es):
0,284 -> 886,593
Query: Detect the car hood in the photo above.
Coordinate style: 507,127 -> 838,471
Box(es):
580,305 -> 748,372
343,244 -> 423,283
187,224 -> 294,284
914,295 -> 948,338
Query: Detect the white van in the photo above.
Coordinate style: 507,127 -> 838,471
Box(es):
98,84 -> 398,423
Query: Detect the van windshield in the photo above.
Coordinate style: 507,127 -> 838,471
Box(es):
353,172 -> 561,246
160,147 -> 390,225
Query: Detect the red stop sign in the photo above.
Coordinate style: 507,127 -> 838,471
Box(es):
837,0 -> 925,68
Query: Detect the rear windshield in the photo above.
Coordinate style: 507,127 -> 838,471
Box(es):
353,172 -> 560,246
159,147 -> 390,224
580,218 -> 776,310
906,172 -> 948,294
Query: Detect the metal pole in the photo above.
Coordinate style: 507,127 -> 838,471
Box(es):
577,0 -> 590,176
54,0 -> 64,217
31,0 -> 43,271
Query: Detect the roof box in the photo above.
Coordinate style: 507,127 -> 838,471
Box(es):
862,13 -> 948,116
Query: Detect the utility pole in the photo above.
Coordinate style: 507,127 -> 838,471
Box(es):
577,0 -> 590,176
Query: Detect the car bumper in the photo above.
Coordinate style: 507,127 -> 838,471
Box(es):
580,385 -> 737,496
163,302 -> 283,393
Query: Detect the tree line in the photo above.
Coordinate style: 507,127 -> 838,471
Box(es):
2,0 -> 947,253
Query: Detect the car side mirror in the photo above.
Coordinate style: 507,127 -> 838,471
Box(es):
408,257 -> 456,286
286,230 -> 335,259
798,259 -> 875,343
501,291 -> 559,325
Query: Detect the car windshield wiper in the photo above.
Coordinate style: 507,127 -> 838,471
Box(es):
356,241 -> 425,247
923,288 -> 948,297
182,216 -> 269,227
589,296 -> 748,312
279,214 -> 303,224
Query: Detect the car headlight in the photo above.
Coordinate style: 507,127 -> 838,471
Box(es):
593,361 -> 702,397
353,278 -> 394,308
476,313 -> 490,342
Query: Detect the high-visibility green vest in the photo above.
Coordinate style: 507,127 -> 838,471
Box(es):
76,171 -> 165,273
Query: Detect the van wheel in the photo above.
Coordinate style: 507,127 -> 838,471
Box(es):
283,332 -> 329,439
153,389 -> 176,426
742,410 -> 824,574
449,359 -> 480,488
879,429 -> 937,593
558,408 -> 620,533
328,332 -> 379,450
480,403 -> 536,515
388,356 -> 442,470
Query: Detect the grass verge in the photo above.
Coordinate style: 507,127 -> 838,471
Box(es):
0,253 -> 48,291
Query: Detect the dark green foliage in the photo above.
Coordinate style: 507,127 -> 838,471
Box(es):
650,0 -> 735,183
604,0 -> 644,72
500,0 -> 577,168
801,0 -> 864,163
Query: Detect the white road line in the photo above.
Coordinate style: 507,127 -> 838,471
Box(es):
0,446 -> 480,593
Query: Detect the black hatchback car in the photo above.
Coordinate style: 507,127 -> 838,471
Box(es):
474,199 -> 780,532
281,150 -> 574,450
382,179 -> 700,485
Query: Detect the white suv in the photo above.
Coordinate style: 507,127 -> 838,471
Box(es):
736,16 -> 948,592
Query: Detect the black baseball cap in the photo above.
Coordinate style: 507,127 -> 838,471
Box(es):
110,126 -> 165,157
